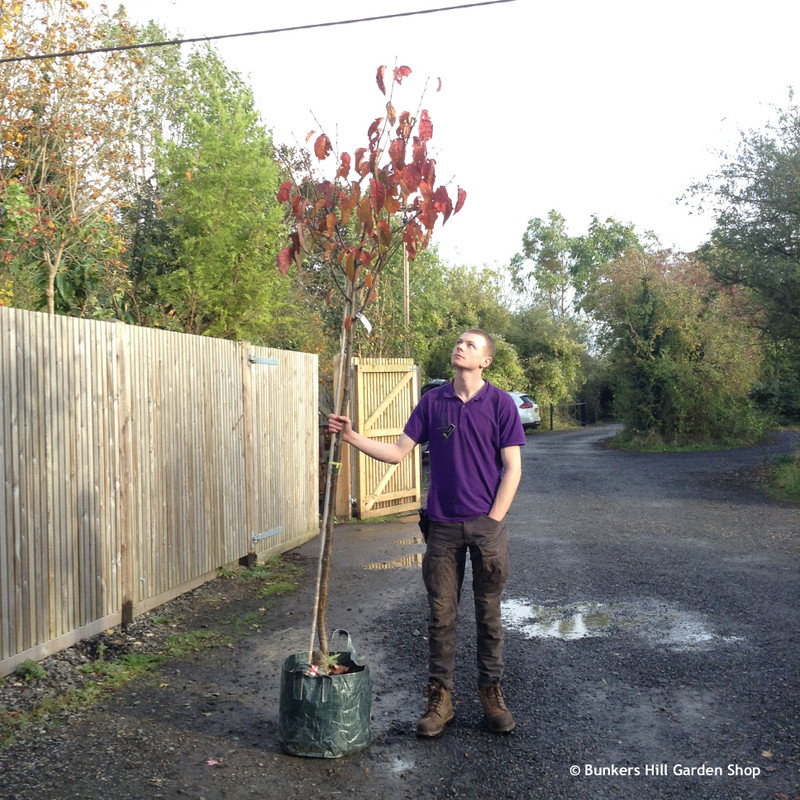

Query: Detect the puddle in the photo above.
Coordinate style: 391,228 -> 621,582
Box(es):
364,553 -> 423,570
502,598 -> 745,651
502,600 -> 610,640
388,756 -> 416,775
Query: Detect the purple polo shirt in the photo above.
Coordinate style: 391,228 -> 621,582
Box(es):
404,380 -> 525,522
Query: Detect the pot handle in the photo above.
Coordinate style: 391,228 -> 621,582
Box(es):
331,629 -> 366,667
331,629 -> 355,653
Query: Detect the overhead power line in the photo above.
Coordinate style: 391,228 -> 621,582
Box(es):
0,0 -> 517,64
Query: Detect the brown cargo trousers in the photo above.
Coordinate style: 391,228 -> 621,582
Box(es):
421,515 -> 511,691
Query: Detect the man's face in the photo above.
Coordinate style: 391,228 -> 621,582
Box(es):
451,331 -> 491,371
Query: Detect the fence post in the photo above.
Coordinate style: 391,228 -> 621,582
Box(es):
240,342 -> 256,564
115,322 -> 134,625
550,403 -> 554,431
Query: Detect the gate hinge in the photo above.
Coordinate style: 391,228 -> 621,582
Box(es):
248,352 -> 279,366
251,526 -> 282,547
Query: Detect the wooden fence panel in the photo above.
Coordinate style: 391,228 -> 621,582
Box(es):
247,346 -> 319,559
0,307 -> 318,676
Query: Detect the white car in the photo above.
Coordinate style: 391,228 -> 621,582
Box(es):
507,391 -> 541,431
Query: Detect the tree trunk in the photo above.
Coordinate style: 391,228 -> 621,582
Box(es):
44,243 -> 65,315
313,296 -> 355,664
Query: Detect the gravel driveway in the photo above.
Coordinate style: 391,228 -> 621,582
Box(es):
2,424 -> 798,799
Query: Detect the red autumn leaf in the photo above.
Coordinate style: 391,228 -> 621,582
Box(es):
277,246 -> 291,276
358,198 -> 374,234
344,315 -> 352,330
412,138 -> 427,169
403,163 -> 422,193
305,130 -> 316,143
291,194 -> 307,221
367,117 -> 383,147
393,65 -> 412,84
326,212 -> 338,238
277,181 -> 292,203
433,186 -> 453,224
436,77 -> 442,92
422,158 -> 436,188
354,147 -> 368,176
419,110 -> 433,142
455,186 -> 467,214
377,219 -> 392,248
369,149 -> 382,176
369,178 -> 386,214
376,65 -> 387,95
385,194 -> 402,214
397,111 -> 413,140
386,102 -> 397,126
403,219 -> 422,260
314,133 -> 332,160
290,232 -> 304,269
388,138 -> 406,169
418,197 -> 438,230
336,153 -> 351,180
364,273 -> 374,289
349,181 -> 362,206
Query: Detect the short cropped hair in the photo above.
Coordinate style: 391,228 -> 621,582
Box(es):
464,328 -> 495,360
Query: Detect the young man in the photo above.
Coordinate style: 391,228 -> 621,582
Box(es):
327,329 -> 525,736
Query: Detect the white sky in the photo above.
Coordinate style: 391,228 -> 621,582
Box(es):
104,0 -> 799,268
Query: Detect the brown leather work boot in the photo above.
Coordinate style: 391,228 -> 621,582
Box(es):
415,681 -> 454,738
479,684 -> 516,733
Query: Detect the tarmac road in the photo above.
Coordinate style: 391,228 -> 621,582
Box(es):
2,424 -> 798,800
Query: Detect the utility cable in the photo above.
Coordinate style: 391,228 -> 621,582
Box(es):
0,0 -> 517,64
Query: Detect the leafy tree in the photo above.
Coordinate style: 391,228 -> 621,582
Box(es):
120,47 -> 315,346
505,304 -> 588,408
689,94 -> 800,420
0,0 -> 142,315
592,250 -> 765,445
691,95 -> 800,349
414,263 -> 512,376
571,215 -> 658,308
276,64 -> 466,663
511,210 -> 655,323
510,210 -> 573,322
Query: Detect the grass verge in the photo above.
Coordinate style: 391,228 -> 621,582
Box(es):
768,453 -> 800,502
0,555 -> 304,748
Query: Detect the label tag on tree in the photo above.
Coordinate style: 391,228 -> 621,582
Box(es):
355,313 -> 373,335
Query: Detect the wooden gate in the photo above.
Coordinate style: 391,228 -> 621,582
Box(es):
351,358 -> 421,519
